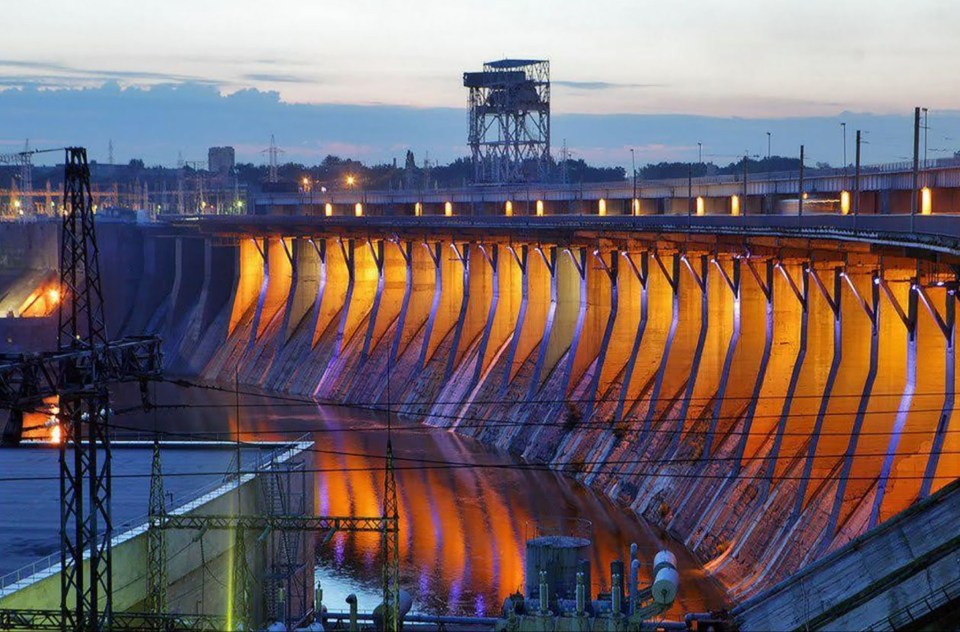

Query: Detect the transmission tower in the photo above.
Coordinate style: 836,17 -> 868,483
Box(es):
57,147 -> 115,631
146,438 -> 167,615
381,369 -> 400,632
21,139 -> 32,209
0,143 -> 35,214
263,135 -> 284,184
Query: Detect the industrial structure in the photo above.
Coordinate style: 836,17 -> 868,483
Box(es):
208,146 -> 236,175
0,149 -> 401,631
2,100 -> 960,628
464,59 -> 550,184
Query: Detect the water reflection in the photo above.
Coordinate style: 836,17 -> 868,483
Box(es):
108,382 -> 727,617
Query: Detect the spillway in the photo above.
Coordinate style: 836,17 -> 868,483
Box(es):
2,214 -> 959,611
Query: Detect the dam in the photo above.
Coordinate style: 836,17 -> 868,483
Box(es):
3,189 -> 960,627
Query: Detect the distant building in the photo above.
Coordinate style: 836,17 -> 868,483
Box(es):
208,146 -> 235,174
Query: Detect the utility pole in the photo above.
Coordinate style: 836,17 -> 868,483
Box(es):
922,107 -> 929,169
855,130 -> 862,217
798,145 -> 805,218
742,153 -> 749,215
912,107 -> 920,230
841,122 -> 847,176
630,148 -> 637,202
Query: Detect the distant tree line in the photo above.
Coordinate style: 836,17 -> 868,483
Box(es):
638,156 -> 803,180
6,153 -> 830,195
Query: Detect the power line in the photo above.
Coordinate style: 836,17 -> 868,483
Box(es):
23,401 -> 960,442
6,415 -> 958,485
156,376 -> 959,407
0,459 -> 951,485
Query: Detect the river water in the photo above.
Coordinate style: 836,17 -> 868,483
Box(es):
6,382 -> 727,618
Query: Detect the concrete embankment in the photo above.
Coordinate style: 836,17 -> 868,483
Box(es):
0,441 -> 313,623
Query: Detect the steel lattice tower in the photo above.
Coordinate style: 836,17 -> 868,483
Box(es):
464,59 -> 550,184
146,439 -> 167,615
381,438 -> 400,632
58,147 -> 112,631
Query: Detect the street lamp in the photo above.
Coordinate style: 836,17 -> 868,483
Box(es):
766,132 -> 772,181
630,148 -> 637,201
346,175 -> 356,187
841,122 -> 847,169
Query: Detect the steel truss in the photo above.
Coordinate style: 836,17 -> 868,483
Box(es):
0,337 -> 163,445
158,514 -> 391,532
0,609 -> 226,631
58,147 -> 111,632
464,59 -> 550,184
0,148 -> 162,631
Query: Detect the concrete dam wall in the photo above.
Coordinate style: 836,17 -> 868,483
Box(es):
6,218 -> 959,601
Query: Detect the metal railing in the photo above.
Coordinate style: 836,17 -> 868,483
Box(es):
863,574 -> 960,631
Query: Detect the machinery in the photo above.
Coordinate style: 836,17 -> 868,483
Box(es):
497,539 -> 687,632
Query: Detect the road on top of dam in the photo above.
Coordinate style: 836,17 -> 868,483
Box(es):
3,381 -> 728,619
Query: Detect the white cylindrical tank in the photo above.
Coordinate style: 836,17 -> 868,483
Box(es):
653,550 -> 677,575
652,566 -> 680,606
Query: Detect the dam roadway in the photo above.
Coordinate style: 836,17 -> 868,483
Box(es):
3,208 -> 960,622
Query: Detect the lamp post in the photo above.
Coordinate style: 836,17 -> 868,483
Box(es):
630,148 -> 637,201
766,132 -> 772,191
841,122 -> 847,173
922,107 -> 929,169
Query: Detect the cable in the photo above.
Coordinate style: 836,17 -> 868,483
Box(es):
21,400 -> 960,440
111,376 -> 960,438
157,375 -> 960,407
3,413 -> 957,486
0,462 -> 949,485
77,416 -> 960,470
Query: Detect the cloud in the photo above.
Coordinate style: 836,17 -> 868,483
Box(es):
240,73 -> 313,84
554,80 -> 666,91
0,82 -> 956,168
0,59 -> 218,87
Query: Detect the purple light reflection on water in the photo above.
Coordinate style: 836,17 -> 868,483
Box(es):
333,533 -> 346,567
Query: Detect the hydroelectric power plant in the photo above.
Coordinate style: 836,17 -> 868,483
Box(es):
1,64 -> 960,631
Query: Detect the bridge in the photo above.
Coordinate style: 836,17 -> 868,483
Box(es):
254,157 -> 960,218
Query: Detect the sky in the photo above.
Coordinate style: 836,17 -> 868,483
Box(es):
1,0 -> 959,167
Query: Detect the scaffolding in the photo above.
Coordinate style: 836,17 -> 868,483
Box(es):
464,59 -> 550,184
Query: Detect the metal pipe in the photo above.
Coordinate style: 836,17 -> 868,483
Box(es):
322,611 -> 500,626
576,571 -> 585,615
346,594 -> 358,632
612,572 -> 622,615
315,582 -> 323,623
539,569 -> 549,615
